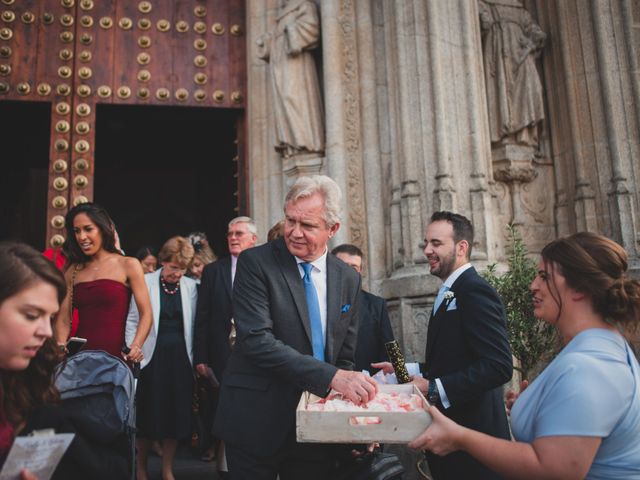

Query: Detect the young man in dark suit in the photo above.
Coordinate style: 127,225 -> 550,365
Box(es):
420,211 -> 512,479
331,243 -> 395,373
214,176 -> 378,480
377,211 -> 512,479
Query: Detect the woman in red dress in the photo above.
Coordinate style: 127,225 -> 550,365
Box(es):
53,203 -> 151,362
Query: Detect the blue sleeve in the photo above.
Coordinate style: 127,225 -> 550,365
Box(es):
533,353 -> 632,438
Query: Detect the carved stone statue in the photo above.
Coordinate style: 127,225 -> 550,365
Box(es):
257,0 -> 325,160
479,0 -> 546,148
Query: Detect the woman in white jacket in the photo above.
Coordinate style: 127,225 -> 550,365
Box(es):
126,236 -> 197,480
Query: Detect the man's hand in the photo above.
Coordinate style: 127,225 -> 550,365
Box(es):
370,361 -> 394,374
329,370 -> 378,405
411,375 -> 429,395
195,363 -> 208,377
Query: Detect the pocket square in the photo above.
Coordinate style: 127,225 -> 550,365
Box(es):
341,304 -> 351,313
446,298 -> 457,311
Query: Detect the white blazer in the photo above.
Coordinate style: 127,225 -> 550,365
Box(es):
125,269 -> 197,369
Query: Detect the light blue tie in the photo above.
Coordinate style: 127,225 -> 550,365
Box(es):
301,262 -> 325,361
432,285 -> 449,314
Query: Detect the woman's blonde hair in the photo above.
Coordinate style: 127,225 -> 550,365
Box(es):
194,244 -> 216,265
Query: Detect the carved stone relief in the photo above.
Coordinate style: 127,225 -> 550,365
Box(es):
479,0 -> 546,151
257,0 -> 325,178
337,0 -> 368,257
479,0 -> 548,235
408,302 -> 430,363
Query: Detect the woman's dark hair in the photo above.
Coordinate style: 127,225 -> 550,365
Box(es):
2,338 -> 60,428
135,246 -> 156,262
0,242 -> 66,306
0,242 -> 65,427
541,232 -> 640,342
63,202 -> 119,264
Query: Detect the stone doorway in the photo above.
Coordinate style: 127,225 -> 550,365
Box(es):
94,104 -> 240,257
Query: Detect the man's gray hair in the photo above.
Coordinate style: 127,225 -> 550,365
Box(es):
228,216 -> 257,236
284,175 -> 342,227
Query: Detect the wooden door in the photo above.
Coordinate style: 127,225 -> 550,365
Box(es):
0,0 -> 246,249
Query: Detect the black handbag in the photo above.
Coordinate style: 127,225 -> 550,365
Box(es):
335,450 -> 405,480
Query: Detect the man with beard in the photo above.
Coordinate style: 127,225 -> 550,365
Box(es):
403,211 -> 512,479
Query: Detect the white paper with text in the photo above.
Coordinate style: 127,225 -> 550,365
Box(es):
0,432 -> 74,480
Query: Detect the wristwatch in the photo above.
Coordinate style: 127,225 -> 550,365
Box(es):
427,380 -> 440,405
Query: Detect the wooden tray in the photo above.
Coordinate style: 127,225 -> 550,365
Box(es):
296,383 -> 432,444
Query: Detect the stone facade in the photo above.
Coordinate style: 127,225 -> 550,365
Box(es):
247,0 -> 640,362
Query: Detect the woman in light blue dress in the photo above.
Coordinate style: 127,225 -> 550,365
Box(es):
410,232 -> 640,480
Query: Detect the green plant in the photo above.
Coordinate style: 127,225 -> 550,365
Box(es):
483,224 -> 556,379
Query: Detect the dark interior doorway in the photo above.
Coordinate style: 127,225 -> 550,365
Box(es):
0,101 -> 50,249
95,105 -> 239,259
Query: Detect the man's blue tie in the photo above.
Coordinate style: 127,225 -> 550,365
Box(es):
432,285 -> 449,314
301,262 -> 325,361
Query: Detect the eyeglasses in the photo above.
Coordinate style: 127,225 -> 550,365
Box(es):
227,231 -> 247,238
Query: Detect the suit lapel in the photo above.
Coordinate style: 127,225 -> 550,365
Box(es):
221,256 -> 233,299
425,268 -> 476,363
180,277 -> 192,343
273,240 -> 313,346
150,270 -> 161,334
426,302 -> 444,363
426,290 -> 450,356
324,254 -> 342,364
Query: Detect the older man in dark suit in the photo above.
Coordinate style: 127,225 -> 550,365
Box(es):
214,175 -> 378,480
194,216 -> 257,382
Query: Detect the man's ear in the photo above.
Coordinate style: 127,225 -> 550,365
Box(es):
456,239 -> 469,259
328,222 -> 340,238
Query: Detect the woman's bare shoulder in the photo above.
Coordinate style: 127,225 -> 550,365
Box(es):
121,255 -> 144,274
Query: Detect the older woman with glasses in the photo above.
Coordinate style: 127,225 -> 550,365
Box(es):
125,236 -> 198,480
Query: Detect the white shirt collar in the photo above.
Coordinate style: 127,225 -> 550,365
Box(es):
442,262 -> 472,288
295,248 -> 328,273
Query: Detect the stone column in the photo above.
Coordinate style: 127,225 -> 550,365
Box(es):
378,0 -> 496,360
321,0 -> 370,258
535,0 -> 640,266
245,0 -> 283,239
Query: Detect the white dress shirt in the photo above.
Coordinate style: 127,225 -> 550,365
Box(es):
231,255 -> 238,285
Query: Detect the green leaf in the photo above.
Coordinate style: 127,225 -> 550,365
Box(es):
482,224 -> 557,378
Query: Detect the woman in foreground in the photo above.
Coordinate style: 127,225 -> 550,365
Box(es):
0,242 -> 64,480
410,232 -> 640,479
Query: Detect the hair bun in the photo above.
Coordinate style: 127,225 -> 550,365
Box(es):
605,276 -> 640,321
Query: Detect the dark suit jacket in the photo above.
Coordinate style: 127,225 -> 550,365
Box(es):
354,291 -> 394,373
214,238 -> 361,458
194,256 -> 233,381
423,267 -> 512,480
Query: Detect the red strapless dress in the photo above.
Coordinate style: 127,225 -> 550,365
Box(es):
73,279 -> 132,357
